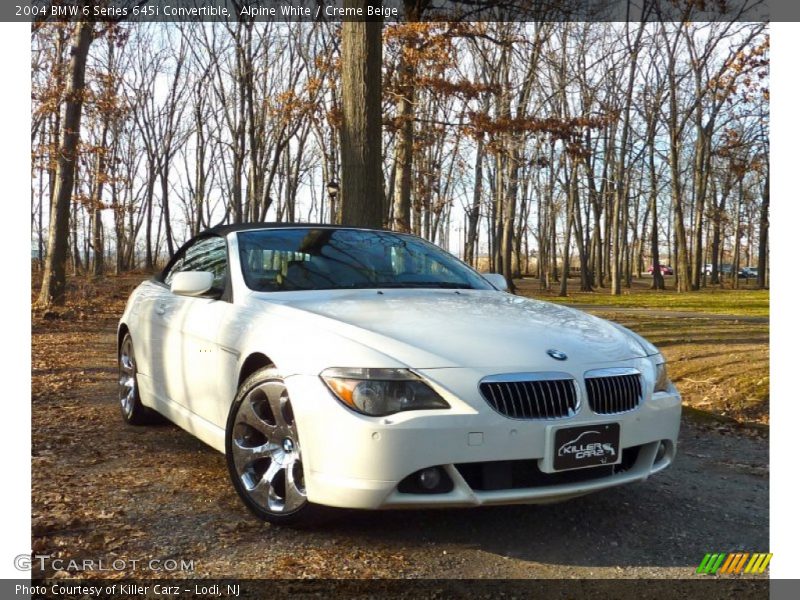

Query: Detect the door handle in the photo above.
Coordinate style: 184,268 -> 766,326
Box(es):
155,304 -> 166,316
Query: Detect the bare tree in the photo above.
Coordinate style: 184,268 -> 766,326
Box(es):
30,20 -> 768,299
339,3 -> 385,227
37,19 -> 93,307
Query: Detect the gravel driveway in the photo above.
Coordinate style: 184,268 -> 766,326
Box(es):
31,315 -> 768,580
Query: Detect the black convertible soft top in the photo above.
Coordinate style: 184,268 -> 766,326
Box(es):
204,222 -> 387,237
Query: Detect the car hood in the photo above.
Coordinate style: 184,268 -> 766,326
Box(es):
252,289 -> 648,369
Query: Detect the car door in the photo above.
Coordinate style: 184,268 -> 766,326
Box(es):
126,278 -> 174,405
145,248 -> 196,407
162,235 -> 238,428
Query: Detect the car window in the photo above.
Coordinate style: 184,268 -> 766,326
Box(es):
164,236 -> 228,294
237,228 -> 493,292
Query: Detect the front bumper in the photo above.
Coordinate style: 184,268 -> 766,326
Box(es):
285,364 -> 681,510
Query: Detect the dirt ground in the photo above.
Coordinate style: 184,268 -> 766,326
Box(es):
30,275 -> 769,579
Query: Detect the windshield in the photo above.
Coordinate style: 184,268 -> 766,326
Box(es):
237,228 -> 494,292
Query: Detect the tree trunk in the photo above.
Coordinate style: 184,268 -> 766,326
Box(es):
647,133 -> 664,290
709,172 -> 730,285
492,155 -> 504,274
464,137 -> 484,266
340,6 -> 385,228
71,199 -> 82,275
583,144 -> 603,289
37,19 -> 93,307
91,123 -> 109,278
664,24 -> 692,292
391,46 -> 415,232
756,166 -> 769,289
501,153 -> 517,292
571,166 -> 591,291
159,157 -> 175,258
144,174 -> 156,270
690,125 -> 712,290
558,164 -> 576,298
611,23 -> 643,295
731,180 -> 744,290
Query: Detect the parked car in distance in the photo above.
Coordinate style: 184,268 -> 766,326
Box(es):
740,266 -> 759,279
647,264 -> 674,276
118,224 -> 681,525
703,264 -> 759,279
716,264 -> 737,276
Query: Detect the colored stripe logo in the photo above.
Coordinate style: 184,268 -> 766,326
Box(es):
696,553 -> 772,575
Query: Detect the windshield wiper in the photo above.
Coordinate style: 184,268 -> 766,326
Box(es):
268,282 -> 476,292
378,282 -> 472,289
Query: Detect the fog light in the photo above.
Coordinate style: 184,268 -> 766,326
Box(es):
419,467 -> 442,490
656,441 -> 667,463
397,466 -> 454,494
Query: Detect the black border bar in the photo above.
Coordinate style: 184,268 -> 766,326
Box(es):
2,578 -> 779,599
10,0 -> 773,23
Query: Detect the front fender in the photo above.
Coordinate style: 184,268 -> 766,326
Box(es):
230,312 -> 409,378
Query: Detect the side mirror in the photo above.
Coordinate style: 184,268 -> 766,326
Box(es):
483,273 -> 509,291
170,271 -> 215,297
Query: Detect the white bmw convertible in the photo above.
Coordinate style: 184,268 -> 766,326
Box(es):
118,224 -> 681,524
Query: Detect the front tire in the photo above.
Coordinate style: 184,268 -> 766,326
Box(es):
118,332 -> 157,425
225,367 -> 322,526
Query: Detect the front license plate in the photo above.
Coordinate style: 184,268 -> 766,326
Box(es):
553,423 -> 621,471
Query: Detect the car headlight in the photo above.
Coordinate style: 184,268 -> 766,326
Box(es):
320,368 -> 450,416
654,362 -> 671,393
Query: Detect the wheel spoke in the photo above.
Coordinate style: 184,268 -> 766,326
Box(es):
120,356 -> 134,373
120,388 -> 134,415
118,350 -> 135,415
237,395 -> 276,433
247,474 -> 272,508
262,458 -> 283,486
284,459 -> 307,512
274,396 -> 289,429
246,460 -> 284,510
260,382 -> 289,429
231,440 -> 279,472
120,340 -> 135,373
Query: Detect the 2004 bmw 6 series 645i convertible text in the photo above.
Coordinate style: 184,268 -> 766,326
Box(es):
118,224 -> 681,524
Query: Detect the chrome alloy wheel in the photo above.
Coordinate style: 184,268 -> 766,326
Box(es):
230,381 -> 307,514
118,335 -> 137,419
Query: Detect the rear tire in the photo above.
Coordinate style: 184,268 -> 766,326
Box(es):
225,367 -> 327,526
118,332 -> 158,425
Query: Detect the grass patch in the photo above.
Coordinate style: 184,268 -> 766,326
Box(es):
515,277 -> 769,317
584,311 -> 769,425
